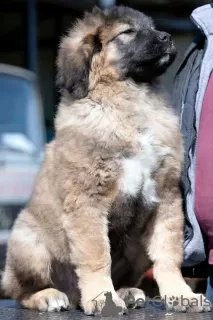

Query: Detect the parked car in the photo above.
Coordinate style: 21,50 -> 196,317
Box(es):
0,64 -> 45,251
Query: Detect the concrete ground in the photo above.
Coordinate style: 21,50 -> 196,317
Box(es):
0,299 -> 212,320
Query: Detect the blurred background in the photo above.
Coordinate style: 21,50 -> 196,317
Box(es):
0,0 -> 209,268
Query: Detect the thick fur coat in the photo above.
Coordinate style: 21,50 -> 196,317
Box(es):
2,6 -> 211,314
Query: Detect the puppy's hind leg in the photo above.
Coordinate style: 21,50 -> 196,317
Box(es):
1,211 -> 70,312
19,289 -> 70,312
114,242 -> 150,309
117,288 -> 146,308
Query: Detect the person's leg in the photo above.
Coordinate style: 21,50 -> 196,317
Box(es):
206,266 -> 213,304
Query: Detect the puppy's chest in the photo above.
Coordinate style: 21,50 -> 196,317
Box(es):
118,131 -> 166,205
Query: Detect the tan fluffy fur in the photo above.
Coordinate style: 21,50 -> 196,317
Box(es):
1,6 -> 211,314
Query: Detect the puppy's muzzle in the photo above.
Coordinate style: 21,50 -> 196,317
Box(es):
157,31 -> 172,44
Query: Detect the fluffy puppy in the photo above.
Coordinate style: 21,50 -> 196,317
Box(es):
2,6 -> 211,314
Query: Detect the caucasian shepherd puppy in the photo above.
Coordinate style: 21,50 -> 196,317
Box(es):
2,6 -> 211,315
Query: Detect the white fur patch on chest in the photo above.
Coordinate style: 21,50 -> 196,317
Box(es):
119,156 -> 144,197
119,131 -> 168,205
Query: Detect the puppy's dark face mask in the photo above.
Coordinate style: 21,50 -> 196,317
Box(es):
106,7 -> 177,82
57,6 -> 177,99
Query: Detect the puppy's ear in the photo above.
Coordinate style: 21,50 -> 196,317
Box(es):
56,10 -> 104,100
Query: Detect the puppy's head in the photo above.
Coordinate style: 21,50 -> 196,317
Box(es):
57,6 -> 176,99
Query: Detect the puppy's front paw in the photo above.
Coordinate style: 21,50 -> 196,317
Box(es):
83,291 -> 127,316
164,293 -> 211,313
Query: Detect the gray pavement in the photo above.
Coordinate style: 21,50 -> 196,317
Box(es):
0,300 -> 213,320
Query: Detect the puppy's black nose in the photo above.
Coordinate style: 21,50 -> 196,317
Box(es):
158,32 -> 171,42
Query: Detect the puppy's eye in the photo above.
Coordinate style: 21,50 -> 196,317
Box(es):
108,29 -> 135,44
121,29 -> 135,35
